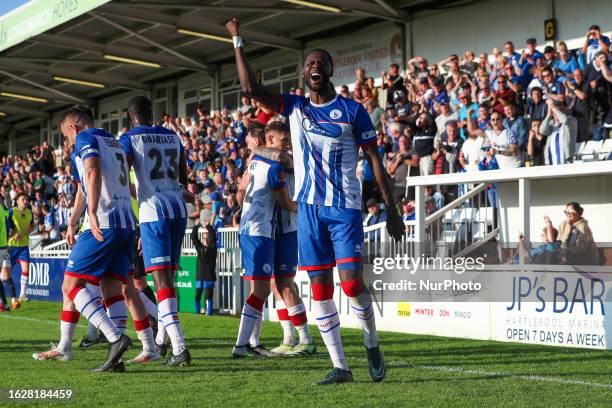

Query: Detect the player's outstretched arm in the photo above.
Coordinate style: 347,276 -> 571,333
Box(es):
363,142 -> 404,241
226,18 -> 281,112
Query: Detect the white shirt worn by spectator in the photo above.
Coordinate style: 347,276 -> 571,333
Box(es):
485,128 -> 522,169
434,112 -> 458,137
461,136 -> 484,172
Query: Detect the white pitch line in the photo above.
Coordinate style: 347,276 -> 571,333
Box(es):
391,361 -> 612,390
3,314 -> 611,389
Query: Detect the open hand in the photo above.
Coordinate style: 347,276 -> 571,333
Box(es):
89,211 -> 104,242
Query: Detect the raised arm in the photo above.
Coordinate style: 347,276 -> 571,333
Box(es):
226,18 -> 281,112
466,108 -> 484,137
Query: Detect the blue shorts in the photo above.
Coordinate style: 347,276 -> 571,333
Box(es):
239,234 -> 274,281
140,217 -> 187,273
297,203 -> 364,277
275,231 -> 297,277
196,280 -> 215,289
65,228 -> 135,284
9,246 -> 30,265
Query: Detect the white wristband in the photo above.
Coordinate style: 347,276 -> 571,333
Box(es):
233,36 -> 243,48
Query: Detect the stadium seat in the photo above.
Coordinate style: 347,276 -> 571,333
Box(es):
579,140 -> 603,161
598,139 -> 612,160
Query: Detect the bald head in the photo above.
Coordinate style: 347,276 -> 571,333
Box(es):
127,96 -> 153,126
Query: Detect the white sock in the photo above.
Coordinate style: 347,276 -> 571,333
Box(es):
288,303 -> 313,345
19,274 -> 28,298
349,292 -> 379,348
314,299 -> 347,370
105,296 -> 127,335
155,318 -> 168,346
249,314 -> 262,347
280,320 -> 296,345
71,287 -> 120,343
139,291 -> 158,320
134,319 -> 156,353
236,302 -> 261,347
57,310 -> 79,354
85,284 -> 102,340
157,288 -> 186,356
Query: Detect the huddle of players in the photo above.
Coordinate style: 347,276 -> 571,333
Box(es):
29,17 -> 404,384
33,97 -> 191,371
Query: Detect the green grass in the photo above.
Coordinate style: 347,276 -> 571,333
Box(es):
0,301 -> 610,407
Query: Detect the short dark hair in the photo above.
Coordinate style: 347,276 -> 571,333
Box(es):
566,201 -> 584,216
128,96 -> 152,117
59,105 -> 94,129
247,122 -> 266,143
265,121 -> 290,135
390,63 -> 399,70
304,48 -> 333,66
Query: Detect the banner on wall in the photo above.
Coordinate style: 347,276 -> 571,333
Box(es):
146,255 -> 197,314
8,257 -> 67,303
308,25 -> 402,86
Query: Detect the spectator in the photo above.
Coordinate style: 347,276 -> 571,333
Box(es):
412,112 -> 437,175
540,99 -> 577,165
366,99 -> 385,130
363,198 -> 387,241
581,24 -> 610,64
526,119 -> 546,166
382,63 -> 404,102
387,141 -> 418,204
191,224 -> 217,315
525,87 -> 547,122
564,69 -> 592,142
434,102 -> 458,137
468,109 -> 522,168
503,103 -> 528,153
557,202 -> 599,265
514,216 -> 560,264
433,120 -> 463,175
401,197 -> 415,221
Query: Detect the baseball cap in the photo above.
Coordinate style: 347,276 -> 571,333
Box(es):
526,37 -> 537,45
544,45 -> 555,54
366,198 -> 378,207
393,90 -> 405,101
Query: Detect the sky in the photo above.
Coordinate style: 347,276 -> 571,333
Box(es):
0,0 -> 32,18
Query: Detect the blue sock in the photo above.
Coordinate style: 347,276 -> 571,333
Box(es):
195,299 -> 201,314
206,299 -> 213,315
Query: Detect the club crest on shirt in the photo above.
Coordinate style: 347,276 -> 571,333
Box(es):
330,109 -> 342,120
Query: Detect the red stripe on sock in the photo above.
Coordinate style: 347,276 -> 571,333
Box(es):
21,272 -> 28,277
157,287 -> 176,303
311,283 -> 334,301
290,311 -> 308,327
277,308 -> 290,321
103,294 -> 125,308
133,318 -> 150,331
66,286 -> 83,302
60,310 -> 80,323
246,294 -> 265,312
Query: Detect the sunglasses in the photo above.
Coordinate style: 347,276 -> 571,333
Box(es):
490,118 -> 501,122
564,210 -> 577,215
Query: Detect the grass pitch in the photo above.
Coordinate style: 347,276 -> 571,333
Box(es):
0,301 -> 610,407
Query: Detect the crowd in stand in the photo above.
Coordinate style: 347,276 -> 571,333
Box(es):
1,24 -> 611,246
